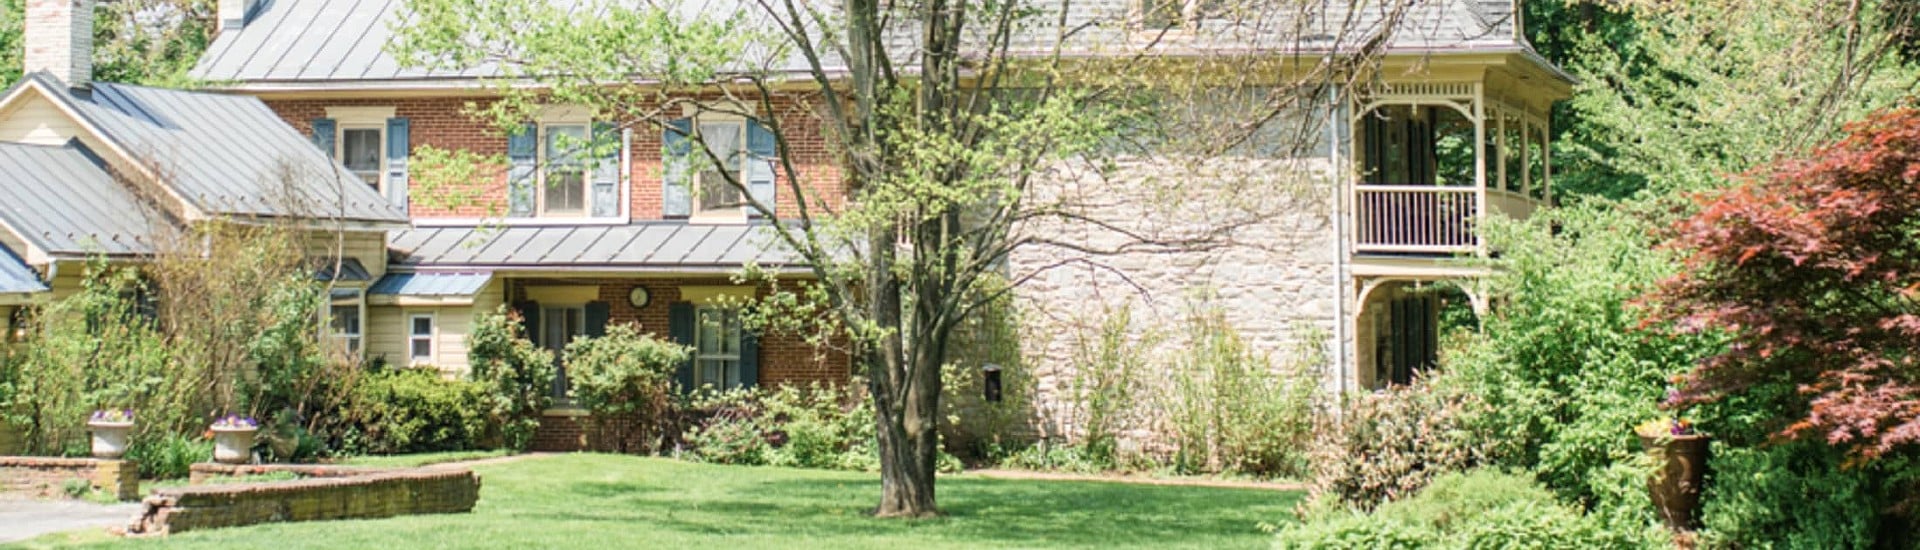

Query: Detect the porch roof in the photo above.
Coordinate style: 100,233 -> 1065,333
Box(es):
368,271 -> 494,298
0,242 -> 48,295
387,222 -> 804,271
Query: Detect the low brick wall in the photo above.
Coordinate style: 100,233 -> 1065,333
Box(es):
0,456 -> 139,500
128,468 -> 481,535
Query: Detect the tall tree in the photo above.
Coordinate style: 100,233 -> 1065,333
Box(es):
391,0 -> 1404,516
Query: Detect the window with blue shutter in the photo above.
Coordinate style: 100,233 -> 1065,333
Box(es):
507,123 -> 538,218
591,122 -> 621,218
386,117 -> 411,212
662,119 -> 693,217
745,118 -> 777,217
668,302 -> 695,391
311,118 -> 336,158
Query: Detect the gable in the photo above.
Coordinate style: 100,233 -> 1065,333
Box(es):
0,94 -> 83,145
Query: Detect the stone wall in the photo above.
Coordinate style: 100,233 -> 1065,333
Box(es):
0,456 -> 139,500
1007,151 -> 1346,451
129,468 -> 482,535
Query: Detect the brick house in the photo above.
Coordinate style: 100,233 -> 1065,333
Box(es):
4,0 -> 1572,450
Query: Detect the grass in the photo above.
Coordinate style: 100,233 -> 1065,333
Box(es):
333,449 -> 511,468
12,454 -> 1303,549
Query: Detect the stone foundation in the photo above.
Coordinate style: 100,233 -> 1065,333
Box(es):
128,467 -> 481,535
0,456 -> 140,500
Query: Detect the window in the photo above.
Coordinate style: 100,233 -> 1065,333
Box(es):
694,306 -> 743,389
340,127 -> 383,191
1141,0 -> 1223,29
541,124 -> 590,216
541,306 -> 586,399
328,302 -> 361,355
694,121 -> 747,218
408,314 -> 435,363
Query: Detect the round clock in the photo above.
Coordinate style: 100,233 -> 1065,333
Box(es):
627,287 -> 651,308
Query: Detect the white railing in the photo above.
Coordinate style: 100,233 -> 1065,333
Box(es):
1354,185 -> 1479,254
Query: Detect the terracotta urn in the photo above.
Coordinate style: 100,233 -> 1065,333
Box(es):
1639,433 -> 1710,531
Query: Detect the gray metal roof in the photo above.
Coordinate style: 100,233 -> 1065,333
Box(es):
15,73 -> 408,225
0,142 -> 159,256
192,0 -> 1553,86
369,271 -> 494,297
0,242 -> 47,294
388,223 -> 804,270
314,257 -> 372,282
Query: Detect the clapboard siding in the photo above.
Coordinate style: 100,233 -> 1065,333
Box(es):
0,95 -> 81,145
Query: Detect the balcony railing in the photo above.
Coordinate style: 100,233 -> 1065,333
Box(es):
1354,185 -> 1479,254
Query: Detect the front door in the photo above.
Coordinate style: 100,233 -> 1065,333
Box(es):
541,306 -> 585,400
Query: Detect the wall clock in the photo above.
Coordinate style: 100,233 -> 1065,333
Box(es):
628,287 -> 651,308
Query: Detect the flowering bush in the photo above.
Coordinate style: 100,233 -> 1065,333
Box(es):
211,414 -> 257,430
90,408 -> 135,424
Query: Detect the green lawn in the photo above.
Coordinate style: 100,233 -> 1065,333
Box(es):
18,454 -> 1301,549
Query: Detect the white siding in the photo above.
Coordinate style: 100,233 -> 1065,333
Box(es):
0,95 -> 82,145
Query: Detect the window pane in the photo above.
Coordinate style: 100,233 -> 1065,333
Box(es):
411,317 -> 432,336
543,125 -> 589,215
342,129 -> 381,189
330,305 -> 360,335
695,122 -> 745,214
411,339 -> 431,360
545,170 -> 585,213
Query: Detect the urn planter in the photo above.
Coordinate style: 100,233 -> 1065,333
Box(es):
1639,433 -> 1710,531
87,420 -> 134,459
211,426 -> 258,465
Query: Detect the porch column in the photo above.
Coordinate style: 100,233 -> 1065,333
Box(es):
1472,84 -> 1488,257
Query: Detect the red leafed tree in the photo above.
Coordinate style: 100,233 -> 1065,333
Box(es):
1651,107 -> 1920,460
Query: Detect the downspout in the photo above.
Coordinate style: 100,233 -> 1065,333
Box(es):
1328,81 -> 1349,396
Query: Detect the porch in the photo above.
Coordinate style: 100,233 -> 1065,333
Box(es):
1349,81 -> 1553,256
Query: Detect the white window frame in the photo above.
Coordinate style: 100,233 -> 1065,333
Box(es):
408,312 -> 436,365
325,106 -> 397,195
325,290 -> 365,361
693,305 -> 743,389
537,121 -> 593,218
689,117 -> 751,223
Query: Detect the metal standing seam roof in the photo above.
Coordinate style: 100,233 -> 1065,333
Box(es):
0,142 -> 159,256
368,271 -> 494,297
0,242 -> 48,294
13,73 -> 409,226
191,0 -> 1559,86
387,223 -> 805,269
314,257 -> 372,282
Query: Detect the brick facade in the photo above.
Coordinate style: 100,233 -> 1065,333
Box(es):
0,456 -> 138,500
259,95 -> 848,221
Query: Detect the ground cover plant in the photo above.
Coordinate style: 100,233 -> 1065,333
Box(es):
15,453 -> 1302,549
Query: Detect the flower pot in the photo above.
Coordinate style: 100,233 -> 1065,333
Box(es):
211,426 -> 258,465
1640,433 -> 1710,531
87,421 -> 133,459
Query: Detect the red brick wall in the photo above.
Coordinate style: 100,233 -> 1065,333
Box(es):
505,277 -> 851,388
261,95 -> 849,220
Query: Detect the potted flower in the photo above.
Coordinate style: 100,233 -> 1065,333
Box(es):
1637,416 -> 1709,531
209,414 -> 259,465
87,409 -> 135,459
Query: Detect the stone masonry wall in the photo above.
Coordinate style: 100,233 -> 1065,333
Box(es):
1007,153 -> 1345,451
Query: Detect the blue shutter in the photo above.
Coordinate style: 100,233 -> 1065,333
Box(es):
662,119 -> 692,217
513,301 -> 540,344
668,302 -> 695,391
386,117 -> 411,212
311,118 -> 336,158
591,122 -> 621,218
507,123 -> 538,218
738,326 -> 759,388
584,301 -> 610,338
745,119 -> 777,217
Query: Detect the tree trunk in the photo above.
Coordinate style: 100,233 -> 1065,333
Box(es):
872,367 -> 940,517
865,230 -> 944,517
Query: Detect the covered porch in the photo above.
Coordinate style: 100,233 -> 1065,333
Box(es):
1349,76 -> 1557,256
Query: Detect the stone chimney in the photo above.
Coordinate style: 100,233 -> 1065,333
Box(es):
216,0 -> 258,35
21,0 -> 92,89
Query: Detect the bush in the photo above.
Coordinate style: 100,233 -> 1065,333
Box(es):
1276,470 -> 1658,549
677,383 -> 959,473
1304,381 -> 1489,510
1164,304 -> 1319,478
679,388 -> 772,465
124,432 -> 213,479
468,307 -> 555,451
351,368 -> 487,455
564,324 -> 687,453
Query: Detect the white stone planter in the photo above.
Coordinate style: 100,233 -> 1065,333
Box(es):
87,420 -> 134,459
211,426 -> 257,464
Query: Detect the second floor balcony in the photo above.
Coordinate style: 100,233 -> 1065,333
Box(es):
1348,82 -> 1552,256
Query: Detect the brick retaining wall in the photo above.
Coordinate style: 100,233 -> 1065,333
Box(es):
188,462 -> 392,484
0,456 -> 139,500
128,468 -> 481,535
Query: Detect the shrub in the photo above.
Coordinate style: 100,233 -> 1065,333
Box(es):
351,368 -> 487,454
1062,304 -> 1148,469
1305,381 -> 1487,510
763,383 -> 877,471
1276,470 -> 1657,549
1164,303 -> 1319,478
124,432 -> 213,479
679,388 -> 772,465
468,307 -> 555,451
564,324 -> 688,453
